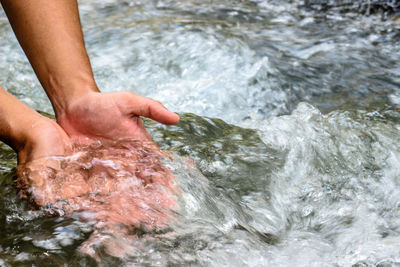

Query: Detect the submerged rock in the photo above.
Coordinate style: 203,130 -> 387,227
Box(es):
302,0 -> 400,19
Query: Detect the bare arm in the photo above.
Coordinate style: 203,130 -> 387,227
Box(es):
0,0 -> 98,117
1,0 -> 179,142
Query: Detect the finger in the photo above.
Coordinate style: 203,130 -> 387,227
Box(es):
129,94 -> 180,125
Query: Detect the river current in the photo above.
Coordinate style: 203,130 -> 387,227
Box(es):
1,0 -> 400,266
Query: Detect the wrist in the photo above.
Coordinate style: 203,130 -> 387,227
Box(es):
44,75 -> 100,119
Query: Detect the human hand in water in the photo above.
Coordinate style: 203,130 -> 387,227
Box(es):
17,139 -> 178,228
56,91 -> 179,142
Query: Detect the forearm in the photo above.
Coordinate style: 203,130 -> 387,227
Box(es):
0,0 -> 99,117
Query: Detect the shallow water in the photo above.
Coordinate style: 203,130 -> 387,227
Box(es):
1,0 -> 400,266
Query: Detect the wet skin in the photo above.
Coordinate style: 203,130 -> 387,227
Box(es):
16,137 -> 180,260
17,139 -> 179,230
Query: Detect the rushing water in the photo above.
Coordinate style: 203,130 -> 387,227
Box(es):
1,0 -> 400,266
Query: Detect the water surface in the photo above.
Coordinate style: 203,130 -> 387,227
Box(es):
1,0 -> 400,266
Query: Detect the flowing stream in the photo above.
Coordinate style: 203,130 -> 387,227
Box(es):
1,0 -> 400,266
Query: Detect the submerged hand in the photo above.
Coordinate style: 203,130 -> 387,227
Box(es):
56,91 -> 179,142
17,138 -> 178,229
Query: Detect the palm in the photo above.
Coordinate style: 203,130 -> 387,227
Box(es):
57,91 -> 179,142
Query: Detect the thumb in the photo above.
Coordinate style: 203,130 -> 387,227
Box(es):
128,93 -> 180,125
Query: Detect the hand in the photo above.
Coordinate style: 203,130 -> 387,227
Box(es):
56,91 -> 179,142
17,117 -> 71,165
17,138 -> 178,230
